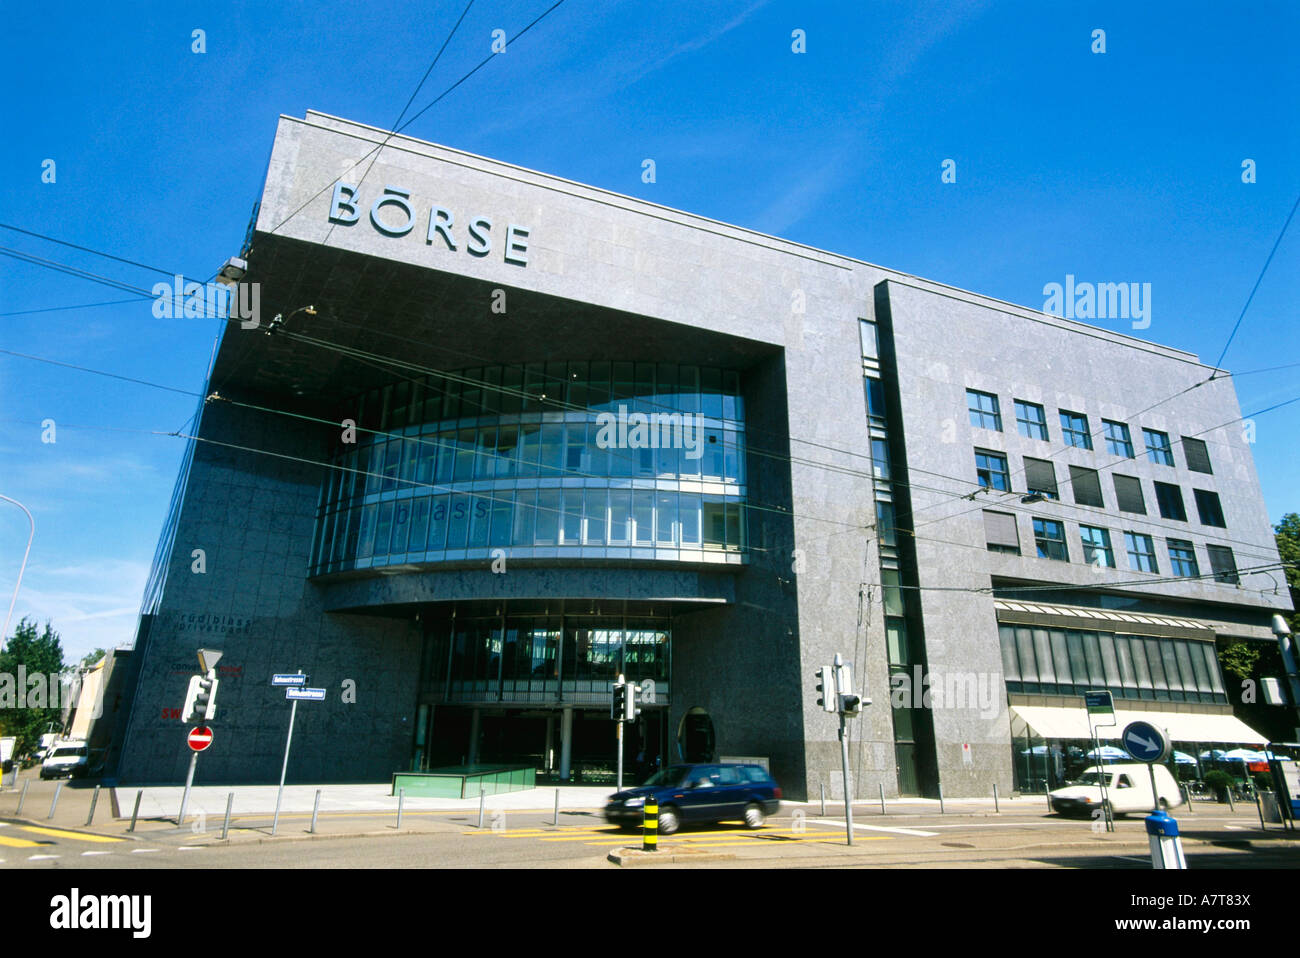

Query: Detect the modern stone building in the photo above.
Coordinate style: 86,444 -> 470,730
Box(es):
112,111 -> 1293,798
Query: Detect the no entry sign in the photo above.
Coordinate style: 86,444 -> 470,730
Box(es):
187,726 -> 214,752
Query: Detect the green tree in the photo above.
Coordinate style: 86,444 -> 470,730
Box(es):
1276,513 -> 1300,633
1219,640 -> 1261,682
0,618 -> 66,755
78,648 -> 107,669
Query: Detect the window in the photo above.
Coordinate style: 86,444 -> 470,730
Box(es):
859,320 -> 879,359
983,510 -> 1020,554
1023,457 -> 1059,499
1060,411 -> 1092,449
1078,525 -> 1115,567
1113,474 -> 1146,514
1206,545 -> 1238,584
1193,489 -> 1226,527
1015,400 -> 1049,440
1167,539 -> 1199,577
1182,437 -> 1213,474
967,390 -> 1002,431
1032,518 -> 1068,561
1154,481 -> 1187,521
975,449 -> 1010,491
1124,532 -> 1159,573
871,438 -> 891,479
1102,420 -> 1134,458
1143,428 -> 1173,466
1069,465 -> 1105,507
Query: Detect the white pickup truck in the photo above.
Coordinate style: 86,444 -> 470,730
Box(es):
1050,763 -> 1184,817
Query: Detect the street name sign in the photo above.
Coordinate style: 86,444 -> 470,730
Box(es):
272,674 -> 308,687
286,687 -> 326,701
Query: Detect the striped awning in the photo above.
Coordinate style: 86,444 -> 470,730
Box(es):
994,599 -> 1214,639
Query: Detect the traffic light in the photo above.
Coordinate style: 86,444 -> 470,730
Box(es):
183,669 -> 219,722
835,662 -> 862,716
815,666 -> 837,713
625,684 -> 642,721
611,683 -> 627,721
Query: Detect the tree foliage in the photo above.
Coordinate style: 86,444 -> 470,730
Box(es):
0,618 -> 66,755
1218,640 -> 1261,682
1276,513 -> 1300,633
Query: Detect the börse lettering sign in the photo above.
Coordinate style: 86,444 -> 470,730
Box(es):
328,183 -> 531,266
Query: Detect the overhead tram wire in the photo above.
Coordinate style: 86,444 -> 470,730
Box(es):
258,0 -> 569,242
3,237 -> 1295,560
317,0 -> 477,252
0,272 -> 1279,561
3,237 -> 1295,568
1208,191 -> 1300,379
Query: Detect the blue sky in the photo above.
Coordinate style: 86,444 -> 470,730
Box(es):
1,0 -> 1296,661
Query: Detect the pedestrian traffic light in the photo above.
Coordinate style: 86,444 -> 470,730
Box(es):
815,666 -> 836,712
611,683 -> 627,721
183,669 -> 219,722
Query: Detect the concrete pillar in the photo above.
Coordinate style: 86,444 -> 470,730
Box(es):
559,706 -> 574,781
468,708 -> 481,766
544,714 -> 555,773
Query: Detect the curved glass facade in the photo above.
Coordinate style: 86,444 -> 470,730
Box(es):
310,362 -> 747,574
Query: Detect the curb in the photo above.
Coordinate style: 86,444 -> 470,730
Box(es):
607,845 -> 737,866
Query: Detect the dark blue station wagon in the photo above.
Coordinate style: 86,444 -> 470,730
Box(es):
605,763 -> 783,834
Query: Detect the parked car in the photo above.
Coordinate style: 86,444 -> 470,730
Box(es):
40,742 -> 89,780
1050,763 -> 1183,818
604,762 -> 782,834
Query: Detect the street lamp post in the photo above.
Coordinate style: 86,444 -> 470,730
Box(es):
0,494 -> 35,652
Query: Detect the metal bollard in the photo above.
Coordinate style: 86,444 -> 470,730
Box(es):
220,792 -> 233,840
1255,790 -> 1266,830
1182,785 -> 1193,814
879,783 -> 886,815
396,788 -> 405,830
552,788 -> 560,826
820,783 -> 826,815
643,797 -> 658,852
48,782 -> 63,819
938,783 -> 945,815
85,785 -> 101,826
128,789 -> 142,832
477,786 -> 485,828
1227,788 -> 1235,813
310,789 -> 321,834
1045,781 -> 1053,812
16,779 -> 30,816
993,783 -> 999,814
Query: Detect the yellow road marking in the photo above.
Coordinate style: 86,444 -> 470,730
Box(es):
590,836 -> 893,848
0,835 -> 45,848
18,826 -> 123,844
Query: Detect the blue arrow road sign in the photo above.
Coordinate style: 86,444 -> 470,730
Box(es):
271,674 -> 307,686
286,687 -> 326,701
1122,721 -> 1168,763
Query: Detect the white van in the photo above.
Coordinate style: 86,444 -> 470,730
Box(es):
40,741 -> 89,780
1050,763 -> 1184,817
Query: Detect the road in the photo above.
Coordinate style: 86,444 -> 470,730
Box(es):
3,803 -> 1297,869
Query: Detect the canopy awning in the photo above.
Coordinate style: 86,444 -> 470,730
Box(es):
1009,704 -> 1267,745
994,599 -> 1215,639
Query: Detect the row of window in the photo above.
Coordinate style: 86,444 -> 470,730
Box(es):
999,624 -> 1226,703
973,448 -> 1227,527
347,362 -> 745,433
311,488 -> 746,572
323,420 -> 746,506
423,616 -> 671,690
983,509 -> 1239,581
967,389 -> 1213,472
